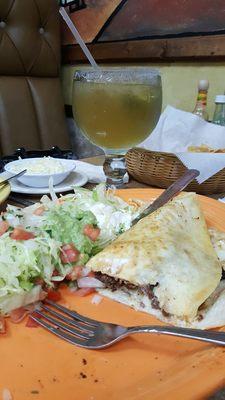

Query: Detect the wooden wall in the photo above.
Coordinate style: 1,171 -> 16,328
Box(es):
61,0 -> 225,63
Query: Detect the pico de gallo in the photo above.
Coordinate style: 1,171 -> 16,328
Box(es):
0,184 -> 141,333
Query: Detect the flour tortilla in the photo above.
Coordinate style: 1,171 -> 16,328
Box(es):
87,192 -> 222,328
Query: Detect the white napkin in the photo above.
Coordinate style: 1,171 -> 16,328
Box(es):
75,160 -> 105,183
75,160 -> 129,184
140,106 -> 225,184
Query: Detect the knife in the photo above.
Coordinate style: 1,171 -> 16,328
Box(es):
0,169 -> 27,188
131,169 -> 200,226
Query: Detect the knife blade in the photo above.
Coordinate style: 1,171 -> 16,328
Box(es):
131,169 -> 200,226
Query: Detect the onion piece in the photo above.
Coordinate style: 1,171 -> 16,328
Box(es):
48,176 -> 58,202
26,316 -> 39,328
2,388 -> 13,400
74,288 -> 95,297
40,290 -> 47,301
9,307 -> 29,324
69,286 -> 78,293
77,277 -> 105,288
81,266 -> 91,277
91,294 -> 102,305
24,302 -> 42,312
0,317 -> 6,334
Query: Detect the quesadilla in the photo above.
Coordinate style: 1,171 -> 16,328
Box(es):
87,192 -> 223,328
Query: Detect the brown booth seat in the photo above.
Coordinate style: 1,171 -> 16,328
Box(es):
0,0 -> 70,156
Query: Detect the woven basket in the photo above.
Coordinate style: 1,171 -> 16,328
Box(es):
125,148 -> 225,195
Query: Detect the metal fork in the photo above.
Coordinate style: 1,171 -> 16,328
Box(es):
31,300 -> 225,349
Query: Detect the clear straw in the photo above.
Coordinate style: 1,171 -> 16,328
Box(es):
59,7 -> 99,70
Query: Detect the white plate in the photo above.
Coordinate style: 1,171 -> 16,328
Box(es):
0,171 -> 88,194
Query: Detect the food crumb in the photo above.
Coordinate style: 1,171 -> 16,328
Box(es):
80,372 -> 87,379
37,379 -> 44,389
82,358 -> 87,365
30,390 -> 39,394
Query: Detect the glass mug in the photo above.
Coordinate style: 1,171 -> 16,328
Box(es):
72,67 -> 162,186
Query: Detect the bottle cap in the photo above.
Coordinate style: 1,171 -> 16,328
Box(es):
198,80 -> 209,91
215,95 -> 225,103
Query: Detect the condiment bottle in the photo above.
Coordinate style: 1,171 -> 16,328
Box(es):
192,80 -> 209,121
212,95 -> 225,126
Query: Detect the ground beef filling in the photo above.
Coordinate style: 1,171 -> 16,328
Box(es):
222,269 -> 225,280
95,272 -> 161,311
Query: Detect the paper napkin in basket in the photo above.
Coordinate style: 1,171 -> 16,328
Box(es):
140,106 -> 225,184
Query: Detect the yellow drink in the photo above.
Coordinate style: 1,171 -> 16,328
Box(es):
73,81 -> 162,151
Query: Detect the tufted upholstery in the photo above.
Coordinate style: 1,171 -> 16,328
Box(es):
0,0 -> 70,155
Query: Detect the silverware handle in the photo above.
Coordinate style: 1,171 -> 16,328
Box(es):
7,169 -> 27,181
0,169 -> 27,187
127,325 -> 225,346
132,169 -> 200,225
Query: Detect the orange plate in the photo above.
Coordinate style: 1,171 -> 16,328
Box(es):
2,189 -> 225,400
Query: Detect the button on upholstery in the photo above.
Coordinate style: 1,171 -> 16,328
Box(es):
0,21 -> 6,28
39,27 -> 44,34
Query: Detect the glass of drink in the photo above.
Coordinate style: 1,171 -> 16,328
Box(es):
72,67 -> 162,186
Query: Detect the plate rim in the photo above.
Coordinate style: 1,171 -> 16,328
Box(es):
2,171 -> 88,194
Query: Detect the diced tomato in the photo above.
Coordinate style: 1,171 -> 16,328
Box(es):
33,206 -> 45,216
47,289 -> 62,301
56,198 -> 65,205
73,288 -> 95,297
59,282 -> 68,290
87,271 -> 95,278
66,265 -> 83,281
26,315 -> 39,328
0,220 -> 9,236
40,290 -> 47,301
34,277 -> 44,287
10,307 -> 29,323
0,316 -> 6,334
10,227 -> 35,241
52,269 -> 59,277
83,224 -> 100,241
60,244 -> 80,264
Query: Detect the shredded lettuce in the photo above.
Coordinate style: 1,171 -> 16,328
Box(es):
6,184 -> 140,249
0,233 -> 69,314
0,285 -> 42,315
0,184 -> 142,313
68,184 -> 141,246
39,202 -> 97,256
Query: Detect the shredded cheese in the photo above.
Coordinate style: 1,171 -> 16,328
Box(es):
9,157 -> 66,175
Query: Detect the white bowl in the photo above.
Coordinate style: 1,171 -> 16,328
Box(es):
4,158 -> 76,188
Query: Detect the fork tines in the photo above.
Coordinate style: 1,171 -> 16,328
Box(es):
31,300 -> 100,347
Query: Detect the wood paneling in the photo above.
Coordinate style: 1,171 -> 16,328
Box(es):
62,34 -> 225,63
